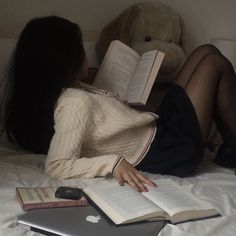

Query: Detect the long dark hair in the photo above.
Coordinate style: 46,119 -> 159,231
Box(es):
2,16 -> 86,154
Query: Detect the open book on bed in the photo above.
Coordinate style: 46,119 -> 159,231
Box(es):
83,178 -> 219,225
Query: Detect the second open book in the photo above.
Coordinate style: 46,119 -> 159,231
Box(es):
83,178 -> 219,225
93,40 -> 165,105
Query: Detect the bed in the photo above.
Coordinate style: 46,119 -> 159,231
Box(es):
0,38 -> 236,236
0,132 -> 236,236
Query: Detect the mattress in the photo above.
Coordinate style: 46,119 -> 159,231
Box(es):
0,36 -> 235,236
0,134 -> 235,236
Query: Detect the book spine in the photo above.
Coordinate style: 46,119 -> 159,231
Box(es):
16,187 -> 88,211
23,198 -> 87,211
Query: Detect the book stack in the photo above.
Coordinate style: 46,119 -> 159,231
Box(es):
16,187 -> 87,211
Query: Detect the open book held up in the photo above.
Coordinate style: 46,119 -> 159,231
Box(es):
83,179 -> 219,225
93,40 -> 165,105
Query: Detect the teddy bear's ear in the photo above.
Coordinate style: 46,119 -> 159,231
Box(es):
119,5 -> 140,45
96,5 -> 140,63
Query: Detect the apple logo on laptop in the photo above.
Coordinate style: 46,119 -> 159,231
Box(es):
86,215 -> 101,223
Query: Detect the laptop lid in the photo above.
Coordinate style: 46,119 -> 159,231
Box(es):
17,203 -> 165,236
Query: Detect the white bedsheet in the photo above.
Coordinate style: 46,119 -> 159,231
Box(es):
0,140 -> 235,236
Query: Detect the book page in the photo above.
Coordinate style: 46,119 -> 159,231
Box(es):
126,50 -> 157,104
84,182 -> 165,224
143,179 -> 216,218
93,40 -> 140,101
17,187 -> 58,203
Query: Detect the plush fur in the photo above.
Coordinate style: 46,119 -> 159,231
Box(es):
96,1 -> 186,83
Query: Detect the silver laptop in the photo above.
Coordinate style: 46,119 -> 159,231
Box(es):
17,203 -> 165,236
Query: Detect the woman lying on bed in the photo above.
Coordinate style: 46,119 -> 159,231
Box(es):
2,16 -> 236,192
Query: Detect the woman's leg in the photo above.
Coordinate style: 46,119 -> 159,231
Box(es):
176,44 -> 221,88
175,44 -> 236,166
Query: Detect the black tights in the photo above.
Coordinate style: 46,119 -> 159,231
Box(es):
176,44 -> 236,146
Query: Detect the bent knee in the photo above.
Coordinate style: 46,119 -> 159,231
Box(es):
193,44 -> 221,56
201,52 -> 233,72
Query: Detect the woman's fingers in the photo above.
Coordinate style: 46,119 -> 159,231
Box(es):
123,174 -> 141,191
126,171 -> 156,192
129,172 -> 148,192
114,159 -> 157,191
136,172 -> 157,187
117,178 -> 125,186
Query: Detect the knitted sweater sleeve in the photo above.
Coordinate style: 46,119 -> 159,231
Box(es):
45,97 -> 123,179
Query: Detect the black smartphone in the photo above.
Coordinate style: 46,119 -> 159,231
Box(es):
55,186 -> 82,200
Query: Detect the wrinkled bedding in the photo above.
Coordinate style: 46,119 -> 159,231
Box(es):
0,138 -> 235,236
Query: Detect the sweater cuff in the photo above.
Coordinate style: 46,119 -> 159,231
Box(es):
112,155 -> 125,175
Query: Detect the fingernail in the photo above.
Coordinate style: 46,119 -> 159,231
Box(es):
153,182 -> 158,187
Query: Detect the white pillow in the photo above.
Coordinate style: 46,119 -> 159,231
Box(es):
83,41 -> 99,68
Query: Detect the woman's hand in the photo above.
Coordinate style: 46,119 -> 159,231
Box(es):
113,159 -> 157,192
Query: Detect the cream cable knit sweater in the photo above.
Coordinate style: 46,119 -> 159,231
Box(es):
45,84 -> 157,179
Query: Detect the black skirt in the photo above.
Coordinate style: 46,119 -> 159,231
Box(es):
136,84 -> 204,177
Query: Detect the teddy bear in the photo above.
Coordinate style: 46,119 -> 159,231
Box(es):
96,1 -> 186,84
